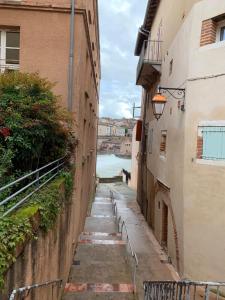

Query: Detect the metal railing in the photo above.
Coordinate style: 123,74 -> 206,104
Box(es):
110,190 -> 138,293
137,39 -> 162,81
144,280 -> 225,300
0,157 -> 65,218
9,279 -> 62,300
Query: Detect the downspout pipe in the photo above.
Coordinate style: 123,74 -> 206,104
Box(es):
68,0 -> 75,112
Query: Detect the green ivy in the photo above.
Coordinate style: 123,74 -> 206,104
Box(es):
0,214 -> 34,288
0,171 -> 73,289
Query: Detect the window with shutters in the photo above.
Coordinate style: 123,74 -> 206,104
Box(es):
198,125 -> 225,160
0,29 -> 20,73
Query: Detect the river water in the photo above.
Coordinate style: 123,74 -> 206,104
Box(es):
97,154 -> 131,178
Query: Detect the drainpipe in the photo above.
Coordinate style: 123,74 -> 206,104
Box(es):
67,0 -> 75,112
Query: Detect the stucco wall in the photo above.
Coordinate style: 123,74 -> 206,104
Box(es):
182,0 -> 225,280
139,0 -> 225,279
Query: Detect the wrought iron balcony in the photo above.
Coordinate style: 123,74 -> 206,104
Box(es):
136,40 -> 162,86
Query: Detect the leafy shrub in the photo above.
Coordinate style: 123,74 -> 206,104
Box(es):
0,72 -> 75,177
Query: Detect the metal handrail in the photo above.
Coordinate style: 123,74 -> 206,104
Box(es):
0,157 -> 65,218
110,190 -> 138,293
9,279 -> 63,300
143,280 -> 225,300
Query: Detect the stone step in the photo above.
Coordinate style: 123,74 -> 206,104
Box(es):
78,239 -> 125,245
63,283 -> 135,300
70,245 -> 131,283
80,232 -> 122,241
94,197 -> 112,202
74,244 -> 129,264
84,216 -> 117,233
63,291 -> 135,300
91,202 -> 114,216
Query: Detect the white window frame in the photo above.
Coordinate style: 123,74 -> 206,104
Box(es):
0,29 -> 20,73
216,20 -> 225,42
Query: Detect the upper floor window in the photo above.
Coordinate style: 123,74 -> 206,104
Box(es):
160,130 -> 167,157
220,26 -> 225,41
0,30 -> 20,73
197,124 -> 225,160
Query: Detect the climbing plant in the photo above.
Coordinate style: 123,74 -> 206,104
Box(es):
0,172 -> 73,289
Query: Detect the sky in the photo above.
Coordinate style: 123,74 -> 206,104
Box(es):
98,0 -> 147,118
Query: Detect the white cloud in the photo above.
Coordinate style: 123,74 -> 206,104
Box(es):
109,0 -> 131,14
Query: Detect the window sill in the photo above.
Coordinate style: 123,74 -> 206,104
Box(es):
196,158 -> 225,167
199,40 -> 225,51
160,155 -> 166,161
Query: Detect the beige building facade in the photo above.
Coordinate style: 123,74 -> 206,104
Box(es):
0,0 -> 100,295
136,0 -> 225,280
98,123 -> 111,136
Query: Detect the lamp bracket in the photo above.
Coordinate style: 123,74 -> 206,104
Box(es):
158,87 -> 185,100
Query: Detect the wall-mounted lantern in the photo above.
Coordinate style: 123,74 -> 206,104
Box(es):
152,93 -> 167,120
152,86 -> 186,120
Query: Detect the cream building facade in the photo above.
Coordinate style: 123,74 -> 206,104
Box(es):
135,0 -> 225,280
98,123 -> 112,136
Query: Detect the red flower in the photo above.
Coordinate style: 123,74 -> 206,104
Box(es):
0,127 -> 10,137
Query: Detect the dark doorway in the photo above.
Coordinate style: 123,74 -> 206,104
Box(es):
161,201 -> 168,249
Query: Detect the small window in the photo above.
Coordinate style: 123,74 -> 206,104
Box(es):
220,26 -> 225,41
0,29 -> 20,72
160,130 -> 167,156
198,125 -> 225,160
169,59 -> 173,75
92,42 -> 95,51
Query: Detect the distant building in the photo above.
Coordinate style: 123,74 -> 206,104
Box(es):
111,126 -> 125,137
120,137 -> 132,156
98,124 -> 111,136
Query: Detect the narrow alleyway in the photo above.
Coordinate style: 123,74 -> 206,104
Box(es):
63,183 -> 178,300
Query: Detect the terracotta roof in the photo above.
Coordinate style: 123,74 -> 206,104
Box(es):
134,0 -> 161,56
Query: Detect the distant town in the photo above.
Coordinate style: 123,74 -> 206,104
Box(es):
97,117 -> 136,158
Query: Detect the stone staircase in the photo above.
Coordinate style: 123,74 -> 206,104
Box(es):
62,195 -> 135,300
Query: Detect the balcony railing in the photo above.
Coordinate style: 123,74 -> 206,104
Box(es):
136,40 -> 162,85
